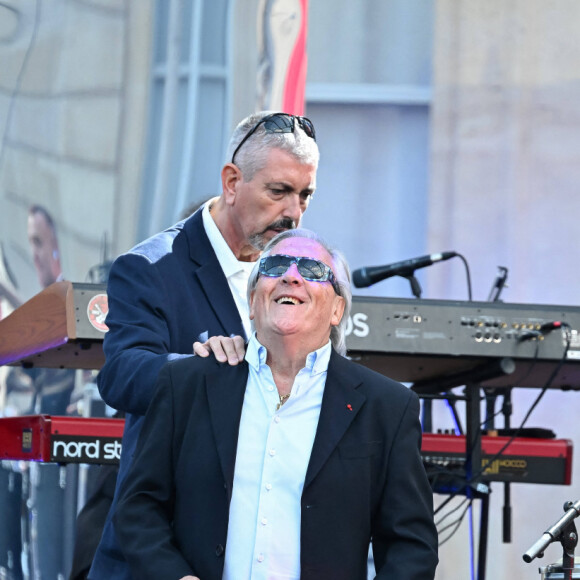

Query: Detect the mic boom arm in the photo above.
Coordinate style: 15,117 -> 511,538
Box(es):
523,500 -> 580,564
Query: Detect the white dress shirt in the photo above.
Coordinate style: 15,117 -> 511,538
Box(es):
222,334 -> 331,580
202,200 -> 255,339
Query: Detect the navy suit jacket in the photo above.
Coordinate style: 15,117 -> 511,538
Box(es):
90,209 -> 246,578
114,351 -> 438,580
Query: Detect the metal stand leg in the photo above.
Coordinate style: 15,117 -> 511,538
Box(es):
465,382 -> 489,580
478,493 -> 489,580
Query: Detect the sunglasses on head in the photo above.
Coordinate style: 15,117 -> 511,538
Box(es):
258,254 -> 340,295
231,113 -> 316,164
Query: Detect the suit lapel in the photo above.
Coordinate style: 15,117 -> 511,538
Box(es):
304,352 -> 366,487
185,210 -> 246,340
206,364 -> 249,494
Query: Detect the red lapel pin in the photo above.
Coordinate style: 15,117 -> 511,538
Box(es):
346,404 -> 353,411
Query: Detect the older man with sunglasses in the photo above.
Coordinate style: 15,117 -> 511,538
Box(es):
114,229 -> 438,580
88,112 -> 319,579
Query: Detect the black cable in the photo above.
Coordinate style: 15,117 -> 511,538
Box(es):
479,342 -> 539,426
453,252 -> 472,301
438,499 -> 473,546
435,496 -> 469,527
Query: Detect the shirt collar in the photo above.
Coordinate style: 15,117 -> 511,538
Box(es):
202,198 -> 255,278
245,332 -> 332,376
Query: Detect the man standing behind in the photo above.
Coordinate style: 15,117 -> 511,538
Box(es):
114,229 -> 438,580
89,112 -> 319,578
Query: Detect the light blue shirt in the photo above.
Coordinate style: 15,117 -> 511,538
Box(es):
222,333 -> 331,580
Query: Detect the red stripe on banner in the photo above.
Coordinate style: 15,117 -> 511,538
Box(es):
282,0 -> 308,115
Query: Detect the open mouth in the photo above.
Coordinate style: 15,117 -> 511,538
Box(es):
275,296 -> 302,305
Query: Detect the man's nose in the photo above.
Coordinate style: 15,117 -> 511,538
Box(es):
281,263 -> 303,285
282,194 -> 303,224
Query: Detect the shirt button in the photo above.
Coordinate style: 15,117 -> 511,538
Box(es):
261,517 -> 268,525
269,448 -> 276,456
257,554 -> 265,563
265,483 -> 272,491
267,385 -> 274,391
274,416 -> 281,423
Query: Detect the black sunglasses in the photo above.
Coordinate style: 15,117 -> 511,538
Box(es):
231,113 -> 316,164
258,254 -> 340,295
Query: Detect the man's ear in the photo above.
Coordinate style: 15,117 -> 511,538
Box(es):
221,163 -> 242,206
330,295 -> 346,327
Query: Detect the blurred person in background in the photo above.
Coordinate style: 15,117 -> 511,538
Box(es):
25,205 -> 75,579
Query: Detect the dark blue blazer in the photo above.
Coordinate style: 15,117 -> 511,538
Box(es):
90,209 -> 246,579
114,351 -> 439,580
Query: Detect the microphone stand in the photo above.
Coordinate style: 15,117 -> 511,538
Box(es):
523,500 -> 580,580
501,389 -> 513,544
403,274 -> 422,298
484,267 -> 513,543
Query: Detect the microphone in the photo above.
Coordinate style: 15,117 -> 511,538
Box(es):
352,252 -> 457,289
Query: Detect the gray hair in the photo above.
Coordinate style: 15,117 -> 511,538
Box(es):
226,111 -> 320,181
247,228 -> 352,356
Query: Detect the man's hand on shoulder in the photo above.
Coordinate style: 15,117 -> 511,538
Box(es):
193,335 -> 246,365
